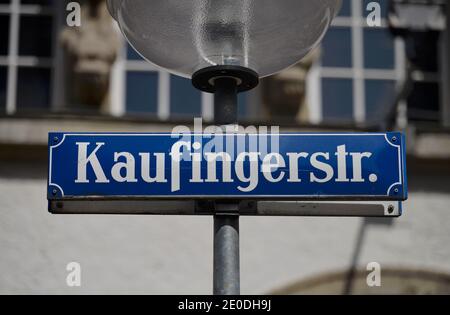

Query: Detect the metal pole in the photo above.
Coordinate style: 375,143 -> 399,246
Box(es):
213,77 -> 240,295
214,213 -> 240,295
213,77 -> 238,125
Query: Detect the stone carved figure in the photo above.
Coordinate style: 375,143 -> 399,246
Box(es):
261,48 -> 320,123
61,0 -> 120,112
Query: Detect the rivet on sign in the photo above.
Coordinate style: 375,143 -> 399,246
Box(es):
392,136 -> 397,142
53,136 -> 59,143
394,188 -> 399,194
388,205 -> 395,214
52,189 -> 58,195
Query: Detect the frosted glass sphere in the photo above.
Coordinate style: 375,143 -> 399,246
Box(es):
108,0 -> 341,78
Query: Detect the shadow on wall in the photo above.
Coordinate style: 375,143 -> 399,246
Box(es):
0,145 -> 47,180
406,158 -> 450,194
270,268 -> 450,295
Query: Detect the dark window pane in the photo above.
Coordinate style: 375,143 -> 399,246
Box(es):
364,28 -> 395,69
170,75 -> 201,117
126,71 -> 158,114
127,44 -> 144,61
338,0 -> 351,17
0,15 -> 9,56
365,79 -> 396,122
238,92 -> 247,118
0,67 -> 6,110
19,15 -> 53,57
321,27 -> 352,68
322,78 -> 353,121
407,82 -> 440,121
406,31 -> 439,72
17,67 -> 51,109
363,0 -> 388,19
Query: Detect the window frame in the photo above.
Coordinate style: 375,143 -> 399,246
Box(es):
110,37 -> 214,121
308,0 -> 408,124
0,0 -> 59,114
309,0 -> 442,125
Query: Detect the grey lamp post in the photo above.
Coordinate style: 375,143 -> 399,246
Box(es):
107,0 -> 342,295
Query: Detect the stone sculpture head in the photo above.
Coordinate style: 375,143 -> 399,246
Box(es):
61,0 -> 120,110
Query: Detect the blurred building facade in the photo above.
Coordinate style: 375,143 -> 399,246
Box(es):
0,0 -> 450,294
0,0 -> 448,126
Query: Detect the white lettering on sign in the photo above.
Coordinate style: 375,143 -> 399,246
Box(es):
335,145 -> 349,182
262,153 -> 286,183
310,152 -> 334,183
140,153 -> 167,183
75,142 -> 110,184
111,152 -> 138,183
286,152 -> 309,183
74,141 -> 377,193
205,152 -> 233,183
235,152 -> 261,192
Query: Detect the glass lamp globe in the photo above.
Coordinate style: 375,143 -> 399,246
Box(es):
107,0 -> 341,79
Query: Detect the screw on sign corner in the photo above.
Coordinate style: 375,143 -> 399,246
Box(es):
388,205 -> 395,214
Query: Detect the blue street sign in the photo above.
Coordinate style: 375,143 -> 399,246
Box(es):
47,132 -> 407,202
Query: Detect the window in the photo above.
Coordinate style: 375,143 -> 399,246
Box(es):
321,27 -> 353,68
110,43 -> 214,121
0,0 -> 56,113
314,0 -> 404,124
0,2 -> 257,122
338,0 -> 352,17
322,78 -> 354,121
363,28 -> 395,70
0,2 -> 224,122
111,43 -> 252,122
405,31 -> 441,123
365,79 -> 396,121
170,75 -> 202,117
4,1 -> 435,126
126,71 -> 158,114
407,81 -> 440,121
